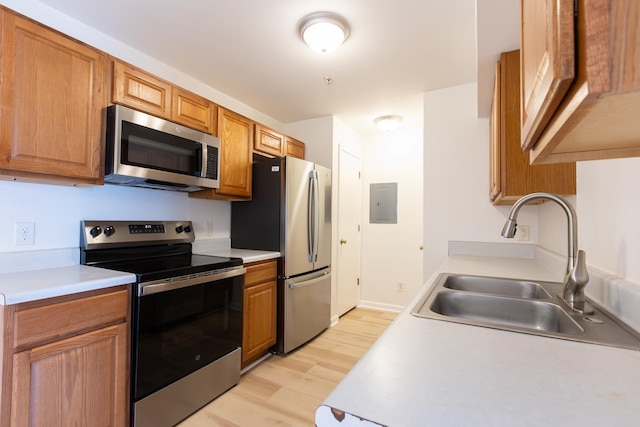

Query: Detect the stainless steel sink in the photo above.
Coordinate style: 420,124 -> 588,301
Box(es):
442,275 -> 551,299
411,273 -> 640,350
430,292 -> 582,334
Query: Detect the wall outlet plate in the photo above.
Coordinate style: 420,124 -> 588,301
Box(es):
15,222 -> 35,245
516,224 -> 530,241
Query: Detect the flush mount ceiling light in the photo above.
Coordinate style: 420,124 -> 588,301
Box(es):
299,12 -> 350,53
374,115 -> 403,132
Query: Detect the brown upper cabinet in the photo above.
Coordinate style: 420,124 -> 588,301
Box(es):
191,107 -> 254,200
254,125 -> 306,159
112,60 -> 217,135
491,50 -> 576,205
0,8 -> 108,185
521,0 -> 640,164
255,124 -> 285,157
285,136 -> 306,159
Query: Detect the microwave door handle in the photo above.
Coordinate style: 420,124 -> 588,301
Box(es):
198,145 -> 207,178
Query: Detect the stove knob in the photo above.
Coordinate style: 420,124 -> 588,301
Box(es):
176,225 -> 184,234
104,226 -> 115,237
89,226 -> 102,238
184,225 -> 192,233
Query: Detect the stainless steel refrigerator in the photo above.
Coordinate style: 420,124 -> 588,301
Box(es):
231,155 -> 332,353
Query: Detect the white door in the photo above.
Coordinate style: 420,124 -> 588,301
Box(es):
337,147 -> 362,316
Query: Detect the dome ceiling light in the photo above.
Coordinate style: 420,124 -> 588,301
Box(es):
299,12 -> 350,53
374,115 -> 403,132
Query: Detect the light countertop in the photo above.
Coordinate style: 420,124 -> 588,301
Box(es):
192,238 -> 280,264
0,265 -> 135,305
316,253 -> 640,427
0,239 -> 278,306
194,247 -> 280,264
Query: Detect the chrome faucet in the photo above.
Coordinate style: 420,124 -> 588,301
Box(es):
501,192 -> 592,314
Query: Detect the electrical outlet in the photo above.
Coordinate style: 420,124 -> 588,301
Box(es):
204,221 -> 214,236
516,224 -> 530,241
398,282 -> 405,292
15,222 -> 35,245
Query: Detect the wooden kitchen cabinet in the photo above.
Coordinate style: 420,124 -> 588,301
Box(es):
490,50 -> 575,205
255,124 -> 285,157
0,7 -> 108,185
191,107 -> 254,200
0,286 -> 130,426
112,60 -> 217,134
521,0 -> 640,164
242,259 -> 277,367
285,136 -> 306,159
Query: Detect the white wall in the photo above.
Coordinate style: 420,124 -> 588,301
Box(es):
0,181 -> 229,254
284,116 -> 334,169
422,83 -> 538,281
574,158 -> 640,284
360,127 -> 424,310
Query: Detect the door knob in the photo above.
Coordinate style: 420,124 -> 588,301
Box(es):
340,239 -> 347,244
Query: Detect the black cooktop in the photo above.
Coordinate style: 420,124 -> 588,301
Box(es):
80,220 -> 243,283
95,253 -> 243,283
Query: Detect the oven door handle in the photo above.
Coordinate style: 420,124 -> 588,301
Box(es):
138,266 -> 246,296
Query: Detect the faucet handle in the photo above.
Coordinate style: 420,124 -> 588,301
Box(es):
563,250 -> 593,314
571,250 -> 589,290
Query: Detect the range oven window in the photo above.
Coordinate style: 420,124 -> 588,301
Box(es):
121,120 -> 202,176
132,275 -> 242,401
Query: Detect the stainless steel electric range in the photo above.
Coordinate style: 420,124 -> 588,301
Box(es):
80,220 -> 245,427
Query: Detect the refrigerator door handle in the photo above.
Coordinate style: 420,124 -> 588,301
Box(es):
307,171 -> 315,262
287,271 -> 331,289
313,170 -> 320,262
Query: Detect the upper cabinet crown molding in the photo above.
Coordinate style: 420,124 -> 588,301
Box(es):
521,0 -> 640,164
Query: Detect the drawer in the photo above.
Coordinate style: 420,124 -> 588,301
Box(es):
13,287 -> 129,350
244,260 -> 277,288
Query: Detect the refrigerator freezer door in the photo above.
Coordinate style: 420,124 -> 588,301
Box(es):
282,269 -> 331,353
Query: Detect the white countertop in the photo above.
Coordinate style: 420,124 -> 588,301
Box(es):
195,247 -> 280,264
192,239 -> 280,263
0,265 -> 135,305
316,254 -> 640,427
0,239 -> 278,306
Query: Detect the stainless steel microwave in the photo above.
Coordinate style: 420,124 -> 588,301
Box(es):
105,104 -> 220,192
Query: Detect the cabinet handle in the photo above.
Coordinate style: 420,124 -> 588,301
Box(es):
340,239 -> 347,244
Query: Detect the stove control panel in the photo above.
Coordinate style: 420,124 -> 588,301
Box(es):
81,220 -> 195,249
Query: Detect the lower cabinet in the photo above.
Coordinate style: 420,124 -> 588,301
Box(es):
0,286 -> 130,426
242,259 -> 278,367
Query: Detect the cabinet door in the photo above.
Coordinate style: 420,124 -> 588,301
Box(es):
172,88 -> 217,135
255,124 -> 285,157
0,10 -> 107,184
216,108 -> 253,198
520,0 -> 575,150
491,50 -> 575,205
242,281 -> 277,365
11,323 -> 128,427
242,260 -> 277,366
285,136 -> 306,159
112,60 -> 172,119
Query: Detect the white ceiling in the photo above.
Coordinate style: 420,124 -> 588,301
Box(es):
32,0 -> 516,136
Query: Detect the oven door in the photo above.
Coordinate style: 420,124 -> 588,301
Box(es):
131,267 -> 244,403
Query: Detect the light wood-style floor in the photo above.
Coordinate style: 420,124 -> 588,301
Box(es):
179,308 -> 397,427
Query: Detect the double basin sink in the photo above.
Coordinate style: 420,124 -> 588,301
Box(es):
411,274 -> 640,350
